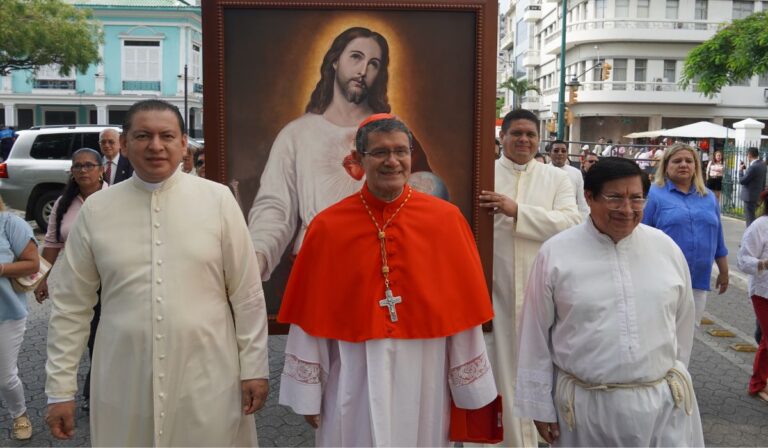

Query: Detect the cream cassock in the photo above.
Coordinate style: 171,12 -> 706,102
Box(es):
514,220 -> 704,446
46,171 -> 269,446
488,157 -> 582,447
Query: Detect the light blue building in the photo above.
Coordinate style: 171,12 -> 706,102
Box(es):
0,0 -> 203,137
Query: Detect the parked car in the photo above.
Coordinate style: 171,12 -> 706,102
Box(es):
0,125 -> 120,231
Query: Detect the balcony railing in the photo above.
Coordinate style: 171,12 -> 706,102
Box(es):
576,80 -> 702,92
523,50 -> 540,67
524,4 -> 542,22
544,18 -> 721,45
33,79 -> 75,90
123,80 -> 161,91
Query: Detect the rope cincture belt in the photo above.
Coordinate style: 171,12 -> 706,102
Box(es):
556,366 -> 695,431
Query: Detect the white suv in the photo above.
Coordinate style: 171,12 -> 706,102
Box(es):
0,125 -> 119,231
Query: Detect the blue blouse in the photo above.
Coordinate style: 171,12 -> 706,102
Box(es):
0,212 -> 37,321
642,182 -> 727,290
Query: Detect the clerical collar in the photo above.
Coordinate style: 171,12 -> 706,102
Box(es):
500,155 -> 532,172
132,172 -> 165,191
360,183 -> 410,211
586,216 -> 636,246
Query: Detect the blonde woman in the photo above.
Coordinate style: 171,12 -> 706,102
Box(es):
0,195 -> 40,440
642,143 -> 729,325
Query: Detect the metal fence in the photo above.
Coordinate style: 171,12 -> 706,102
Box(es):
721,143 -> 768,219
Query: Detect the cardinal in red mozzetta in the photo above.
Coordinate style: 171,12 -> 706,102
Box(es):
277,114 -> 501,446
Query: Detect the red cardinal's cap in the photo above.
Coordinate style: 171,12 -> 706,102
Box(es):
358,113 -> 398,130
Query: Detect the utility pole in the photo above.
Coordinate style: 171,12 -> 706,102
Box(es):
556,0 -> 568,139
184,64 -> 189,134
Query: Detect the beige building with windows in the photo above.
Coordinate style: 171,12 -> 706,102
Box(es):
498,0 -> 768,143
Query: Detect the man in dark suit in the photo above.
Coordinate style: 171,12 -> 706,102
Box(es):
739,147 -> 766,227
99,128 -> 133,184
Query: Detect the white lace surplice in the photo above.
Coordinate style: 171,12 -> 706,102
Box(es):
279,325 -> 497,447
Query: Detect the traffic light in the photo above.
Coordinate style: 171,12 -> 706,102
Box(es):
547,119 -> 556,134
565,107 -> 573,126
602,62 -> 612,81
568,85 -> 579,105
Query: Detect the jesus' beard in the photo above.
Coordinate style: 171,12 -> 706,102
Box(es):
337,75 -> 369,105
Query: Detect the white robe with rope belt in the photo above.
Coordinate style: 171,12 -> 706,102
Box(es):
514,220 -> 704,447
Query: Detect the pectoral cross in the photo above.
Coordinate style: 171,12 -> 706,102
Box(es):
379,289 -> 402,322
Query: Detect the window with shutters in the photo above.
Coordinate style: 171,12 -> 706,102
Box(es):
595,0 -> 606,18
192,43 -> 201,81
192,43 -> 202,93
637,0 -> 650,18
613,59 -> 628,91
122,40 -> 162,91
615,0 -> 630,17
733,0 -> 754,19
635,59 -> 647,91
33,64 -> 75,90
666,0 -> 679,19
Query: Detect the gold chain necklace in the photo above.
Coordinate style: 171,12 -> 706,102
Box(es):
359,186 -> 412,322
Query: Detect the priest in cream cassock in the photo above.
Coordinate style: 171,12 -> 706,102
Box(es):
278,114 -> 498,446
44,100 -> 269,446
515,158 -> 704,446
478,108 -> 582,447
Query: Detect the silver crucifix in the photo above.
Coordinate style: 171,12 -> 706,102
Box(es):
379,289 -> 402,322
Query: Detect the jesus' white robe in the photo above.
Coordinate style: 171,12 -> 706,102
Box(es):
279,325 -> 497,447
515,221 -> 704,447
46,171 -> 269,446
248,114 -> 362,280
489,157 -> 581,447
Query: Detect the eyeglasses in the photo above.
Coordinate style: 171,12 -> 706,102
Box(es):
195,159 -> 205,167
600,194 -> 646,211
362,148 -> 412,160
71,163 -> 100,172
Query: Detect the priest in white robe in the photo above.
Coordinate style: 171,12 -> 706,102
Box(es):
45,100 -> 269,446
278,115 -> 498,447
479,109 -> 582,447
515,157 -> 704,447
549,139 -> 590,218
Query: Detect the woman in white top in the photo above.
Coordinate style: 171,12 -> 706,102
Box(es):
705,150 -> 724,204
736,189 -> 768,402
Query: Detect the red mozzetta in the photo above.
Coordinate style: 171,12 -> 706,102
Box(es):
278,183 -> 493,342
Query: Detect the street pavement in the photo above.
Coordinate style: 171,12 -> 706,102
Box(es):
1,216 -> 767,446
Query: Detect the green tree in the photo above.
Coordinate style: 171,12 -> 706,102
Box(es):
495,96 -> 504,118
681,11 -> 768,96
0,0 -> 102,76
499,77 -> 541,109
